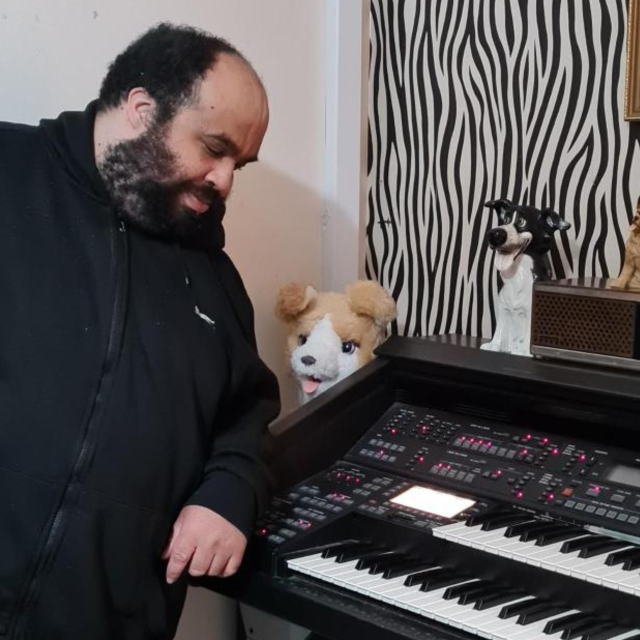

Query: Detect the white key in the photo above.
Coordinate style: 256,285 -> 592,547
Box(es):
497,609 -> 580,640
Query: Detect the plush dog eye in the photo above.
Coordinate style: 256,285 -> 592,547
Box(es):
515,216 -> 527,230
342,340 -> 357,354
298,335 -> 307,346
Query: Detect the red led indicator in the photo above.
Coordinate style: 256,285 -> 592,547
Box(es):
516,491 -> 524,499
525,434 -> 532,441
259,528 -> 268,535
355,477 -> 361,484
542,438 -> 549,445
551,448 -> 559,455
496,470 -> 502,476
548,494 -> 555,501
521,449 -> 528,456
579,454 -> 586,462
418,456 -> 425,463
391,428 -> 397,435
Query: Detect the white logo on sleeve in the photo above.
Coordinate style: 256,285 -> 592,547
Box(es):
194,306 -> 216,327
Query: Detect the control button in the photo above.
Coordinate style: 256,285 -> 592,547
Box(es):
455,471 -> 466,481
267,535 -> 285,544
497,448 -> 507,457
565,500 -> 576,508
482,471 -> 492,478
585,505 -> 597,514
430,465 -> 440,474
586,488 -> 600,498
611,494 -> 626,504
595,508 -> 607,516
464,474 -> 474,483
488,446 -> 499,455
278,528 -> 296,539
561,488 -> 574,497
617,514 -> 629,523
629,516 -> 640,525
507,478 -> 516,485
446,469 -> 458,479
574,503 -> 586,511
506,451 -> 516,460
606,511 -> 618,519
635,499 -> 640,508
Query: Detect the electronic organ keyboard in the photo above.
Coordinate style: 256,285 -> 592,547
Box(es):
206,337 -> 640,640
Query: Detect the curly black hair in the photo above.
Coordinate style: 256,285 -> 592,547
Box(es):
98,23 -> 246,123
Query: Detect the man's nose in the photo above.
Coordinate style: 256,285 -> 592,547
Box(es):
205,161 -> 234,200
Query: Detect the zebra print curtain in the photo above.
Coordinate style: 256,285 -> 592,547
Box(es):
367,0 -> 640,338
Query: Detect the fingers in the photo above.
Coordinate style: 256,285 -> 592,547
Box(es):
165,540 -> 196,585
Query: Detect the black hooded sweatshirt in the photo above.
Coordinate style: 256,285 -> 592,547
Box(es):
0,103 -> 280,640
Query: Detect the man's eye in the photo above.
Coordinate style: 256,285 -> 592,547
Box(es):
298,335 -> 307,346
342,340 -> 357,354
204,145 -> 224,157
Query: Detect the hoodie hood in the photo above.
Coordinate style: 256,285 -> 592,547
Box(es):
38,102 -> 225,251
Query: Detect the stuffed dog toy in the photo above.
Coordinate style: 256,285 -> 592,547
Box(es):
611,198 -> 640,290
482,198 -> 571,356
275,280 -> 396,404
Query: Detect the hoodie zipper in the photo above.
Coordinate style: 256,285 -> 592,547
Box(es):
11,218 -> 129,634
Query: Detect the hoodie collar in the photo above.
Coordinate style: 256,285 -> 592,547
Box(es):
39,101 -> 110,205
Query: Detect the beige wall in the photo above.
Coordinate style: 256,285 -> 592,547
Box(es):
0,0 -> 326,637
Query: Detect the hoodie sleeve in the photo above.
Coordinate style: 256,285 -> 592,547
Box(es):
185,251 -> 281,538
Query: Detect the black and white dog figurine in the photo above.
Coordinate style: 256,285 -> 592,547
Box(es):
482,198 -> 571,356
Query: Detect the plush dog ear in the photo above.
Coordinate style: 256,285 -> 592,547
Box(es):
541,209 -> 571,232
346,281 -> 397,326
275,283 -> 317,322
484,198 -> 513,217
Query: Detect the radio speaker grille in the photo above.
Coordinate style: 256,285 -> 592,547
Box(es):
531,292 -> 637,357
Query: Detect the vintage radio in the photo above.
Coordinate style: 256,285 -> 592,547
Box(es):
531,277 -> 640,371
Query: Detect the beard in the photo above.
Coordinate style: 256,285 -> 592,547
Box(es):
97,120 -> 227,251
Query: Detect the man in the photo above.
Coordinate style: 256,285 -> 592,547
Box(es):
0,23 -> 280,640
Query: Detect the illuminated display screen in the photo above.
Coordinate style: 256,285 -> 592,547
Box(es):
605,465 -> 640,489
390,486 -> 476,518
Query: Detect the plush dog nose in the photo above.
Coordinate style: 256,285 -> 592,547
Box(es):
301,355 -> 316,366
488,227 -> 508,247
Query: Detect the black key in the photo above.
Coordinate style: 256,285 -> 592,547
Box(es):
356,551 -> 397,571
404,567 -> 442,587
561,618 -> 607,639
475,590 -> 523,611
622,555 -> 640,571
583,626 -> 633,640
499,598 -> 546,619
383,560 -> 436,580
566,621 -> 620,640
369,553 -> 410,574
605,547 -> 640,567
458,586 -> 504,606
579,540 -> 629,559
561,535 -> 610,554
419,570 -> 467,592
536,529 -> 585,547
544,612 -> 591,635
520,523 -> 567,542
518,606 -> 569,625
336,544 -> 384,563
481,514 -> 533,531
321,540 -> 362,558
466,510 -> 512,527
443,580 -> 488,600
504,520 -> 541,538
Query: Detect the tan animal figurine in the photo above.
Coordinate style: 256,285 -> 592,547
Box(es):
611,198 -> 640,290
275,280 -> 397,404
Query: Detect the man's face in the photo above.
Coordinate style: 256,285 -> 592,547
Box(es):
98,53 -> 269,247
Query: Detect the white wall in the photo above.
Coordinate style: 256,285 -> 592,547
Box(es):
0,0 -> 326,637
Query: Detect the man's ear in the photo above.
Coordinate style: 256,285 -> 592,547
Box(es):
124,87 -> 156,132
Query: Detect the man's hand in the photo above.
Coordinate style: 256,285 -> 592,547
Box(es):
161,505 -> 247,584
